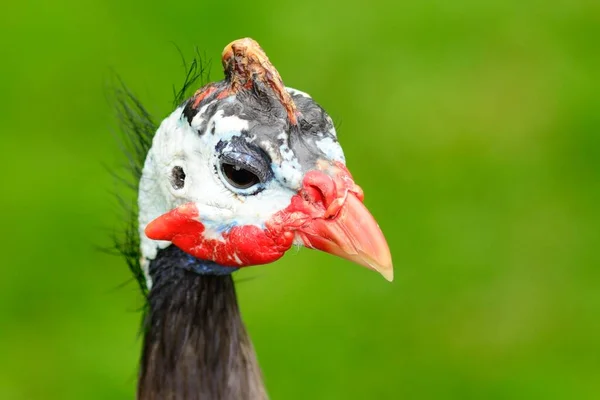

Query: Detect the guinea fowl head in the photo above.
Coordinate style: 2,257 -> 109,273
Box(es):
138,38 -> 393,285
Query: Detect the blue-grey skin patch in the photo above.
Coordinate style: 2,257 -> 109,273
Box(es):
150,245 -> 239,277
183,254 -> 239,275
214,221 -> 237,234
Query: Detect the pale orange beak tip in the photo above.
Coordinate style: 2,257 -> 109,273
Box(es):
365,253 -> 394,282
377,263 -> 394,282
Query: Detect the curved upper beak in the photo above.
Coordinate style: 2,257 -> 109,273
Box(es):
294,189 -> 394,282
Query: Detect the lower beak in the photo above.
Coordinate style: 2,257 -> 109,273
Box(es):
295,192 -> 393,281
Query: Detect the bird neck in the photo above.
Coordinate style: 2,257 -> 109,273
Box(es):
138,246 -> 267,400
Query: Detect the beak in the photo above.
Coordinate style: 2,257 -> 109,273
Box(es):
293,166 -> 393,281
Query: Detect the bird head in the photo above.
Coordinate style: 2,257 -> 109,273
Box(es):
139,38 -> 393,283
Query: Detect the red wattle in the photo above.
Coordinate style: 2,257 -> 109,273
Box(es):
145,203 -> 295,267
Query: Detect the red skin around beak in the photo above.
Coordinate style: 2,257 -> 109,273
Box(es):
143,203 -> 294,266
145,162 -> 393,280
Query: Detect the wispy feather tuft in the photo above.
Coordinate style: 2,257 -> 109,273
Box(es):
109,49 -> 212,301
171,45 -> 212,108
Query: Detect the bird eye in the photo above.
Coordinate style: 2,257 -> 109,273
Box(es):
170,166 -> 186,189
221,163 -> 260,190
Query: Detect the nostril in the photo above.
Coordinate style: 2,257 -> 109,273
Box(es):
302,170 -> 336,205
303,183 -> 346,220
299,168 -> 359,219
303,185 -> 325,206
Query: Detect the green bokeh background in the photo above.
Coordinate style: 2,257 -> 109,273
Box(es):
1,0 -> 599,398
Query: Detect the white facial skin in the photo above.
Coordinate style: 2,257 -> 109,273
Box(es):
138,88 -> 345,288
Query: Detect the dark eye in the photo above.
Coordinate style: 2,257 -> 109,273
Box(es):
221,163 -> 260,189
170,166 -> 185,189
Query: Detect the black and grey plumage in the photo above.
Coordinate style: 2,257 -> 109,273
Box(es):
113,38 -> 392,400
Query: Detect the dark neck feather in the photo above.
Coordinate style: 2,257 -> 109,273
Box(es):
138,246 -> 267,400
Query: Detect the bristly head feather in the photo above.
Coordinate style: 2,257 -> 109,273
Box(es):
110,49 -> 212,299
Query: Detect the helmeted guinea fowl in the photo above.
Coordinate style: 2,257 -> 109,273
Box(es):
116,38 -> 392,400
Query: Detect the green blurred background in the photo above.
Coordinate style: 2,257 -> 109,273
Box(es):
1,0 -> 599,398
